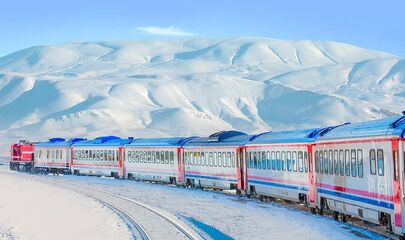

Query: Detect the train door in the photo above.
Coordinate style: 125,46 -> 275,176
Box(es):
391,139 -> 402,229
237,147 -> 247,194
307,144 -> 316,206
177,147 -> 184,185
118,147 -> 124,178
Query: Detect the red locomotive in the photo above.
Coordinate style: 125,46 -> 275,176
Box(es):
10,140 -> 35,172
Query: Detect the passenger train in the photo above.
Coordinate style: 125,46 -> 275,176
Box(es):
9,115 -> 405,238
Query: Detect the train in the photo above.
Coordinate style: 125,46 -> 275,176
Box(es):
9,115 -> 405,239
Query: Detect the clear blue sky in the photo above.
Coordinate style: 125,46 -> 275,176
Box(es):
1,0 -> 404,57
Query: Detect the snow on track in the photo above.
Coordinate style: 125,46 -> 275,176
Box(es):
0,170 -> 132,240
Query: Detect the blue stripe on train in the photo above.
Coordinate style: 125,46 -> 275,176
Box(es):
185,174 -> 237,182
318,188 -> 394,210
248,179 -> 309,191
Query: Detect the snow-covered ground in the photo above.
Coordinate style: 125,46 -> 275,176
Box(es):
0,37 -> 404,155
0,169 -> 131,240
1,165 -> 387,240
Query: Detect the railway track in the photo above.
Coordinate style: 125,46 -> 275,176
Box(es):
51,179 -> 203,240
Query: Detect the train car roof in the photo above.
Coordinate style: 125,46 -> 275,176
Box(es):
317,115 -> 405,140
247,124 -> 348,145
184,130 -> 255,147
72,136 -> 132,147
36,138 -> 86,147
126,137 -> 197,147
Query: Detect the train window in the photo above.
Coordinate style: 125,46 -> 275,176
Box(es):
224,152 -> 228,167
153,151 -> 158,164
146,151 -> 151,163
151,152 -> 155,163
260,152 -> 265,169
377,149 -> 384,176
345,150 -> 350,176
281,151 -> 286,171
128,151 -> 132,162
256,151 -> 261,169
197,152 -> 201,166
351,150 -> 357,177
228,152 -> 232,168
232,152 -> 236,168
298,151 -> 303,172
315,151 -> 319,173
205,152 -> 209,166
323,150 -> 328,175
276,151 -> 281,171
266,151 -> 271,170
357,150 -> 363,178
287,151 -> 292,171
292,151 -> 297,172
369,150 -> 376,175
252,152 -> 256,169
213,152 -> 217,167
329,150 -> 333,175
271,151 -> 276,170
56,150 -> 59,159
139,151 -> 144,163
190,152 -> 194,165
338,150 -> 344,176
199,152 -> 204,166
304,151 -> 308,173
319,151 -> 323,173
333,150 -> 338,175
170,152 -> 174,164
209,152 -> 213,167
248,152 -> 252,168
134,151 -> 139,163
164,151 -> 169,164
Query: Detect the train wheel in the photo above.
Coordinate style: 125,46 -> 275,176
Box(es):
333,211 -> 339,220
310,208 -> 316,214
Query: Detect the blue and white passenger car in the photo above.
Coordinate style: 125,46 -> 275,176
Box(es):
123,137 -> 195,184
314,116 -> 405,235
71,136 -> 132,178
34,138 -> 85,173
245,128 -> 328,206
183,131 -> 254,191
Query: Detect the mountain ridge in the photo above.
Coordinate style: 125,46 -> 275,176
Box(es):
0,37 -> 404,155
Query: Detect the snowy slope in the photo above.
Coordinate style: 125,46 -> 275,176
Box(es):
0,37 -> 404,155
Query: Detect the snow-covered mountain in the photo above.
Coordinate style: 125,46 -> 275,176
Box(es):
0,37 -> 404,155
